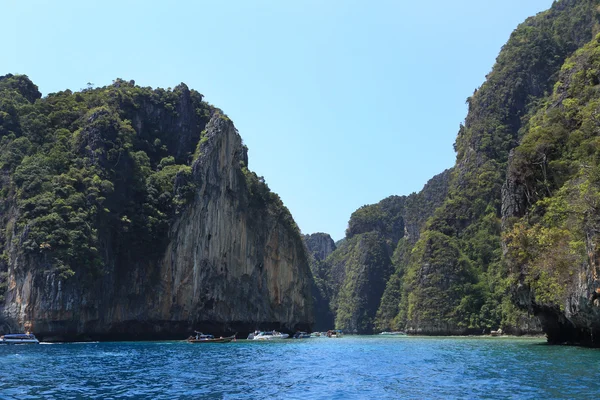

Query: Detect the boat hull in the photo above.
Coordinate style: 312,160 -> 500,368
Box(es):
0,334 -> 39,344
186,334 -> 236,343
253,334 -> 289,340
0,339 -> 39,344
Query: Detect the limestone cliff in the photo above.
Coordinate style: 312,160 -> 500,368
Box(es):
157,115 -> 313,335
309,170 -> 452,334
395,0 -> 599,337
377,170 -> 453,333
304,233 -> 336,330
502,30 -> 600,345
304,0 -> 597,338
0,77 -> 313,340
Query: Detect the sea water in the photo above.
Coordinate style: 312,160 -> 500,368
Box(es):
1,335 -> 599,399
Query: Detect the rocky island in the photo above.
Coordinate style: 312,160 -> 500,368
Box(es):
0,76 -> 312,340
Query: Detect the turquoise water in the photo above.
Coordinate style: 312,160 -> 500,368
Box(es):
1,336 -> 599,399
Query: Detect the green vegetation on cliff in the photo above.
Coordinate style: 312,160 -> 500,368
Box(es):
504,32 -> 600,320
0,75 -> 290,289
304,233 -> 336,331
333,232 -> 393,333
5,0 -> 600,340
312,197 -> 404,333
313,171 -> 451,334
311,0 -> 600,338
397,0 -> 600,334
0,75 -> 314,339
0,76 -> 210,281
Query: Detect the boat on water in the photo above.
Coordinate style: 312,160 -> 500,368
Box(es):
292,331 -> 311,339
248,331 -> 289,340
379,331 -> 407,336
326,330 -> 344,338
186,332 -> 236,343
0,333 -> 39,344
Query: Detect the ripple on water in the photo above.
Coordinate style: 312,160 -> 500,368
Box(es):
2,336 -> 600,399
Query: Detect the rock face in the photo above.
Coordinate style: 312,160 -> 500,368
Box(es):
325,196 -> 407,333
0,78 -> 313,340
326,0 -> 598,338
378,171 -> 454,333
394,0 -> 600,338
304,233 -> 336,330
156,116 -> 313,335
402,170 -> 452,245
308,170 -> 452,334
501,29 -> 600,345
304,233 -> 336,262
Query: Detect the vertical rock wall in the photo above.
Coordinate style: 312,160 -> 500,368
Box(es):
2,113 -> 313,340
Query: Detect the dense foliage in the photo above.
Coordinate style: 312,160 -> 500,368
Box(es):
0,74 -> 301,322
303,233 -> 336,330
0,75 -> 212,284
312,198 -> 402,333
312,0 -> 600,336
396,0 -> 600,334
313,171 -> 450,333
374,170 -> 452,332
334,232 -> 392,332
504,32 -> 600,310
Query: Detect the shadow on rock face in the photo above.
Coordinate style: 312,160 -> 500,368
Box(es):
0,314 -> 19,333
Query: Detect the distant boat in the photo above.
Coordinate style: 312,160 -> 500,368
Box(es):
186,332 -> 236,343
292,331 -> 311,339
326,330 -> 344,338
0,333 -> 39,344
249,331 -> 289,340
379,331 -> 407,336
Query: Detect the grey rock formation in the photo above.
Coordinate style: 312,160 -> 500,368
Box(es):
1,113 -> 313,341
310,169 -> 453,334
403,169 -> 452,244
304,233 -> 336,262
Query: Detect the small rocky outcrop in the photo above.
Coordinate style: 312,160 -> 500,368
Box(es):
304,233 -> 336,262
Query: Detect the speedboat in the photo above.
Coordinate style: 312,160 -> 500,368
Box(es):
251,331 -> 289,340
379,331 -> 407,336
0,333 -> 39,344
186,332 -> 236,343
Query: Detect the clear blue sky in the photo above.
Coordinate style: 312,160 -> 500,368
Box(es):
4,0 -> 553,240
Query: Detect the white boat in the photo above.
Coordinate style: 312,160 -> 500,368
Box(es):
0,333 -> 39,344
379,331 -> 407,336
250,331 -> 289,340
